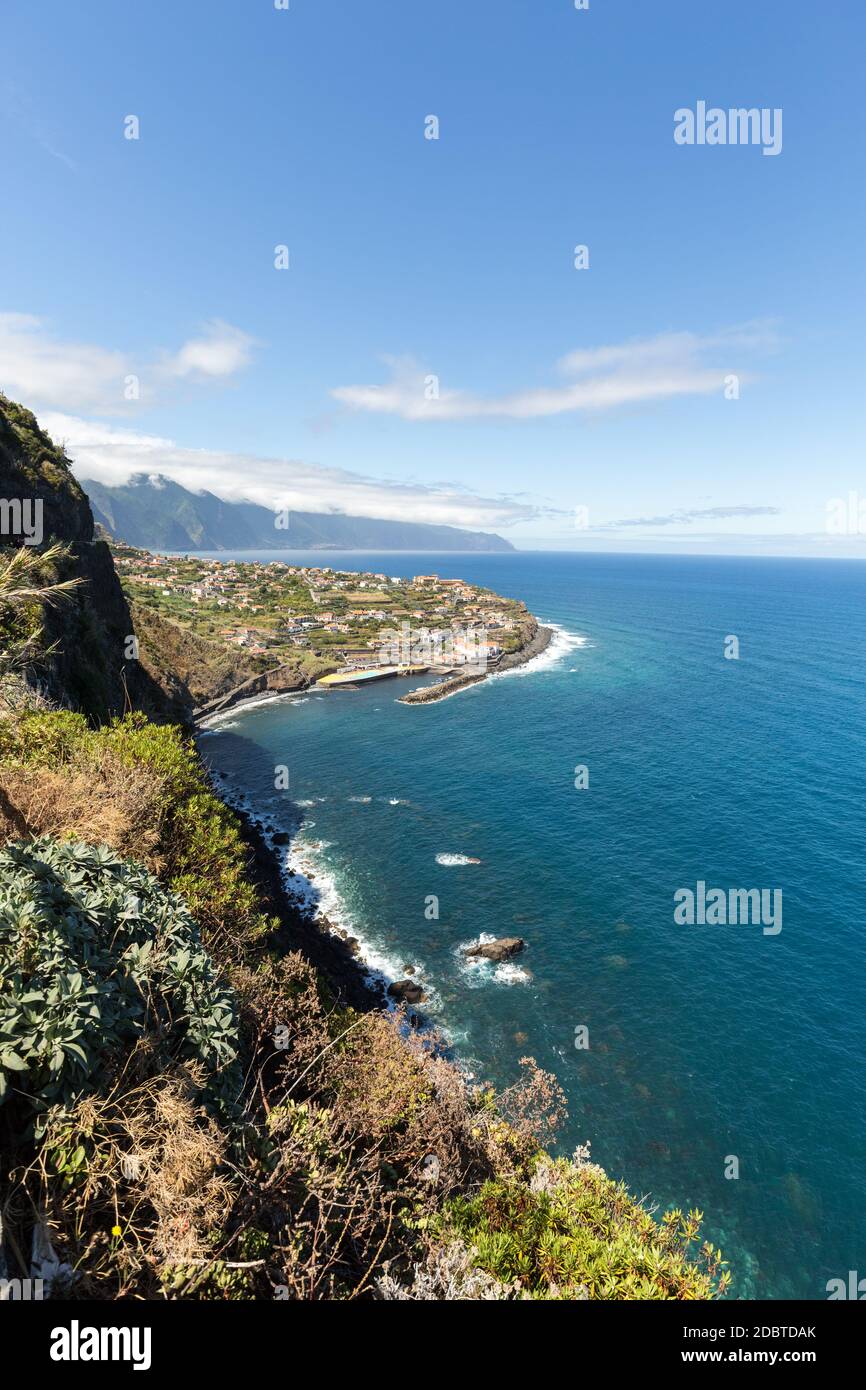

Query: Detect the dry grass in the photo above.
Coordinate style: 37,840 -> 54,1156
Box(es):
497,1057 -> 569,1152
233,952 -> 333,1088
329,1012 -> 433,1140
13,1066 -> 237,1298
0,750 -> 165,865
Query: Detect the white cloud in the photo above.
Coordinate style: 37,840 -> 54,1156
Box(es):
331,324 -> 777,422
0,313 -> 129,413
42,413 -> 536,531
162,320 -> 256,379
0,312 -> 254,414
595,504 -> 781,531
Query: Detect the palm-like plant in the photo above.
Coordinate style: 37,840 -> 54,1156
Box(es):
0,542 -> 84,675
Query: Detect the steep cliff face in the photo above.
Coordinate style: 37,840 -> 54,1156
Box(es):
0,395 -> 169,722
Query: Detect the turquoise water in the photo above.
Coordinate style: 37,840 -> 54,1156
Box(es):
200,550 -> 866,1300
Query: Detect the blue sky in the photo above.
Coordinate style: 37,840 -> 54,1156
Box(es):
1,0 -> 864,552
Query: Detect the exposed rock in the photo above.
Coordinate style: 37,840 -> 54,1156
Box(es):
388,979 -> 426,1004
192,660 -> 309,721
463,937 -> 525,962
272,831 -> 291,845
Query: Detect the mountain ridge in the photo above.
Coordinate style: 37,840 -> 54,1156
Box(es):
83,474 -> 515,553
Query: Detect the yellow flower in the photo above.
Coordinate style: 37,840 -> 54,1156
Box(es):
111,1225 -> 122,1237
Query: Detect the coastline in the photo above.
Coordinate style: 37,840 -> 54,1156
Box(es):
193,663 -> 318,724
214,779 -> 386,1013
496,622 -> 555,672
198,616 -> 575,1024
398,623 -> 555,704
195,619 -> 556,725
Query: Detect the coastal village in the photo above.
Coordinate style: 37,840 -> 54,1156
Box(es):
112,544 -> 538,692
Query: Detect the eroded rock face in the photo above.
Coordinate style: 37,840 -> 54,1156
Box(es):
463,937 -> 526,962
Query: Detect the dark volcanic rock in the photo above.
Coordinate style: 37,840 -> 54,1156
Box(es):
463,937 -> 526,962
231,805 -> 384,1013
388,979 -> 426,1005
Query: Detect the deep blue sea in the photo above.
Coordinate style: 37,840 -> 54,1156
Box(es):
198,550 -> 866,1300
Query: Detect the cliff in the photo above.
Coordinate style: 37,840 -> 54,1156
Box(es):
0,395 -> 169,722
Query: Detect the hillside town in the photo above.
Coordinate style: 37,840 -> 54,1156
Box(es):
112,544 -> 533,676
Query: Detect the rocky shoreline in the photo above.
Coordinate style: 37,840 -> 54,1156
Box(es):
194,662 -> 318,723
399,670 -> 487,704
496,622 -> 554,672
227,796 -> 386,1013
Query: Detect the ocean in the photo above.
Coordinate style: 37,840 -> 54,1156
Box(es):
198,549 -> 866,1300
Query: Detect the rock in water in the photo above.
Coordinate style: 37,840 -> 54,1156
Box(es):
463,937 -> 526,962
388,979 -> 427,1004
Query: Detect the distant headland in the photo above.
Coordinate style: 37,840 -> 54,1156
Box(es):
85,474 -> 515,553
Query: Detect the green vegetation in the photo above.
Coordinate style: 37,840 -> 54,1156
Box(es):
439,1163 -> 729,1300
0,711 -> 276,960
0,838 -> 240,1134
0,394 -> 87,508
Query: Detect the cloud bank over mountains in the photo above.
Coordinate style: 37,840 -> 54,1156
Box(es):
40,412 -> 537,531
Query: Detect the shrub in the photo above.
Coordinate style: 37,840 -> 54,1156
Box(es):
37,1068 -> 236,1295
0,711 -> 275,957
438,1156 -> 730,1300
0,837 -> 241,1135
377,1240 -> 522,1300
